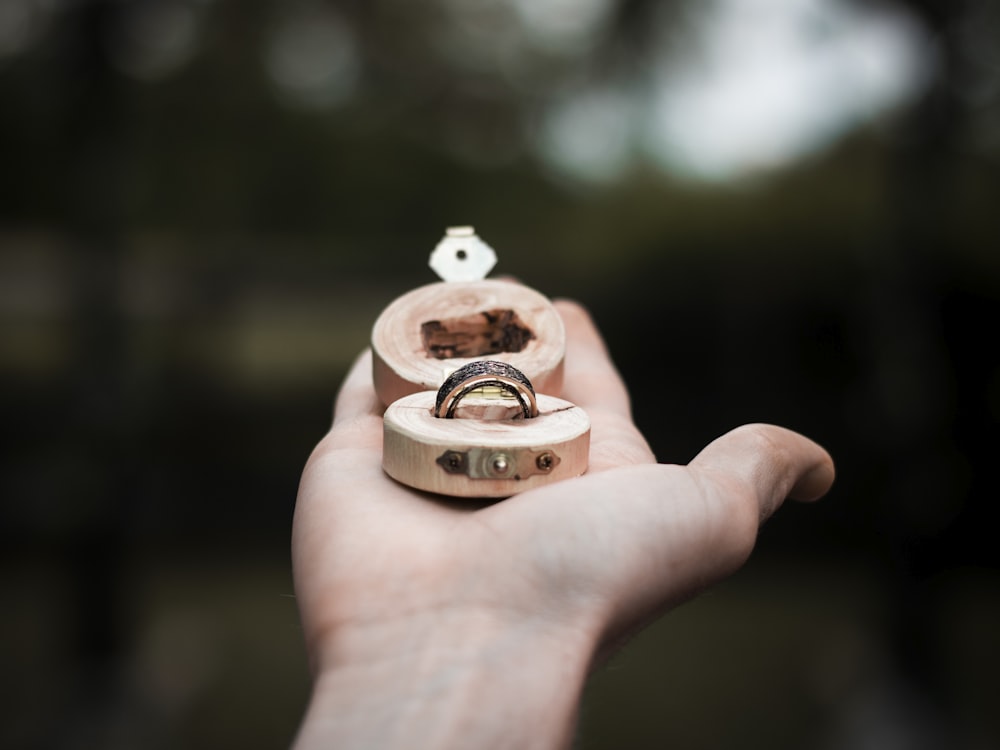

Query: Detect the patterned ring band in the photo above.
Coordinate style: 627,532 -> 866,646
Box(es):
434,360 -> 538,419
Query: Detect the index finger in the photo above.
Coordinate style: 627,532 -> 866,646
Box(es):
554,299 -> 655,470
554,299 -> 632,419
332,349 -> 384,425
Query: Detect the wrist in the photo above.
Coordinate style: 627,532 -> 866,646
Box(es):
294,607 -> 596,750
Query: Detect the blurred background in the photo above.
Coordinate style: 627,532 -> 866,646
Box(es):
1,0 -> 998,747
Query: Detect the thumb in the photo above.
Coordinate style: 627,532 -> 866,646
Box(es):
490,424 -> 834,652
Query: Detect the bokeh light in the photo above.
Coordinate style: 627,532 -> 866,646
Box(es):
1,0 -> 997,748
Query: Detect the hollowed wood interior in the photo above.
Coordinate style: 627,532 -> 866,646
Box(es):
420,308 -> 535,359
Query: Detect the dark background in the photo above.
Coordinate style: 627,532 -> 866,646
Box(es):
1,0 -> 998,748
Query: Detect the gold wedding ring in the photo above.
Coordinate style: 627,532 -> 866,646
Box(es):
434,360 -> 539,420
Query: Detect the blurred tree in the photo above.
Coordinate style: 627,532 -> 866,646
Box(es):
0,1 -> 997,748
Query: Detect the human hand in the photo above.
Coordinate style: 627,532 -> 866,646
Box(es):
291,297 -> 834,750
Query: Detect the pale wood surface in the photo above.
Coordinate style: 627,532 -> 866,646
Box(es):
371,280 -> 565,407
382,391 -> 590,498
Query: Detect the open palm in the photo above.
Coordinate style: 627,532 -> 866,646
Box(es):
292,298 -> 834,677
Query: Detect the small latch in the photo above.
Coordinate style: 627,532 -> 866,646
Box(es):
436,448 -> 561,480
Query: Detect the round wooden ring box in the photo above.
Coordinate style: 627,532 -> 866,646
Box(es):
372,278 -> 589,499
383,389 -> 590,498
371,279 -> 566,408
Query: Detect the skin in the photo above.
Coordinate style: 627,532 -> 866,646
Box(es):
291,298 -> 835,750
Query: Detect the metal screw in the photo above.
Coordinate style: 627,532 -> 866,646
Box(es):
437,451 -> 467,474
536,453 -> 554,472
489,454 -> 510,476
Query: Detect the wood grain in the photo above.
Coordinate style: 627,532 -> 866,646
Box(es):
382,391 -> 590,498
371,280 -> 565,407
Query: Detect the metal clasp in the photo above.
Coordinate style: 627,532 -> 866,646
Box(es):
436,447 -> 560,480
